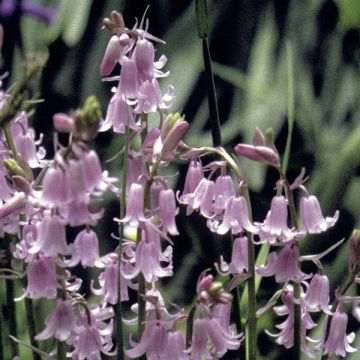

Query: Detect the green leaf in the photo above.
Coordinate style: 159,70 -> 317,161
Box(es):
46,0 -> 93,47
61,0 -> 93,47
338,0 -> 360,29
195,0 -> 208,39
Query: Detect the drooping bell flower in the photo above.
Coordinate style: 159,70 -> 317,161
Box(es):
321,307 -> 356,357
300,195 -> 339,234
304,274 -> 331,313
215,236 -> 248,276
256,243 -> 308,283
26,256 -> 57,299
159,188 -> 179,236
35,299 -> 76,341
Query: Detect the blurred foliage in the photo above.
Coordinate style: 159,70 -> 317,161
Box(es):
1,0 -> 360,359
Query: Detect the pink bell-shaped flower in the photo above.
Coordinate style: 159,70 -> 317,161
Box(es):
321,308 -> 356,357
35,299 -> 75,341
159,188 -> 179,236
300,195 -> 339,234
256,243 -> 308,283
26,256 -> 57,299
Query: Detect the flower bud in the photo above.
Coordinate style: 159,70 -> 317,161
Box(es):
348,229 -> 360,273
12,175 -> 30,194
234,143 -> 280,168
4,159 -> 27,178
111,11 -> 125,29
0,192 -> 27,219
74,96 -> 102,141
161,120 -> 189,154
161,112 -> 182,140
53,113 -> 74,133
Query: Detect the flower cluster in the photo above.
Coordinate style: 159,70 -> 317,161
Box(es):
0,8 -> 360,360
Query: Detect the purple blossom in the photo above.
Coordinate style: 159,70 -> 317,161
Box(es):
26,256 -> 57,299
256,243 -> 309,283
215,236 -> 248,275
35,299 -> 75,342
300,195 -> 339,234
321,309 -> 356,357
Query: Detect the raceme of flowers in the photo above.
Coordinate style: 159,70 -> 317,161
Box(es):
0,9 -> 358,360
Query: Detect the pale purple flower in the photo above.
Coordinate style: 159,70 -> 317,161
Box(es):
257,243 -> 308,283
267,286 -> 317,358
304,274 -> 331,313
179,159 -> 204,202
159,188 -> 179,236
35,299 -> 75,341
187,317 -> 242,360
178,178 -> 214,217
121,223 -> 173,282
100,35 -> 122,76
322,309 -> 356,357
126,156 -> 147,192
30,213 -> 69,257
101,92 -> 137,134
91,253 -> 136,304
73,229 -> 100,267
208,196 -> 257,235
215,236 -> 248,275
119,183 -> 145,225
134,79 -> 174,113
213,174 -> 235,213
126,323 -> 169,359
119,57 -> 139,99
69,306 -> 115,360
60,200 -> 103,227
26,256 -> 57,299
41,166 -> 70,207
256,195 -> 302,244
133,38 -> 155,82
81,150 -> 103,192
300,195 -> 339,234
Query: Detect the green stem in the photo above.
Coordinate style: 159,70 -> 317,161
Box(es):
21,282 -> 41,360
6,278 -> 18,357
202,39 -> 221,147
186,303 -> 197,347
282,42 -> 295,175
116,125 -> 130,360
56,340 -> 67,360
281,175 -> 301,360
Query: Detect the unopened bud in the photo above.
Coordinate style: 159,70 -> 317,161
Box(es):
74,96 -> 102,142
0,192 -> 27,219
53,113 -> 74,133
162,120 -> 189,154
348,229 -> 360,273
12,175 -> 30,194
161,112 -> 182,140
234,144 -> 280,168
4,159 -> 27,178
253,127 -> 266,146
265,128 -> 274,146
103,18 -> 116,32
111,11 -> 125,29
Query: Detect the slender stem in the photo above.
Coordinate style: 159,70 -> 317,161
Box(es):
282,42 -> 295,175
56,340 -> 67,360
115,125 -> 130,360
321,273 -> 355,360
281,176 -> 301,360
6,277 -> 18,357
21,280 -> 41,360
186,303 -> 197,347
202,39 -> 221,147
